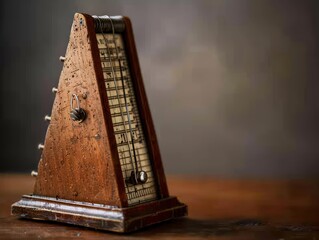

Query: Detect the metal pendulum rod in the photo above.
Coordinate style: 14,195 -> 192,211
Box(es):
96,16 -> 138,184
110,25 -> 147,184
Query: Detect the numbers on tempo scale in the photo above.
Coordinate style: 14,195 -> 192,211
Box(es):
96,33 -> 158,205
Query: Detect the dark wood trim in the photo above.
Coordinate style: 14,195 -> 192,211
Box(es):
122,17 -> 170,198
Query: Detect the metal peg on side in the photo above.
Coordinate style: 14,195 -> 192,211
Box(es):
52,87 -> 58,93
59,56 -> 66,62
38,144 -> 44,150
31,171 -> 38,177
44,115 -> 51,121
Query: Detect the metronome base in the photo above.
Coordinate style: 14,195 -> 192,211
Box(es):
11,194 -> 187,233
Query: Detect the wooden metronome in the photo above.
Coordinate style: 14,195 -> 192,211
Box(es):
11,13 -> 187,233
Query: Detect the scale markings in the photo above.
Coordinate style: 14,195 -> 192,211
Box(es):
97,33 -> 158,205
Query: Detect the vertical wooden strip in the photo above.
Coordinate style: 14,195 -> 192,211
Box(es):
122,17 -> 169,198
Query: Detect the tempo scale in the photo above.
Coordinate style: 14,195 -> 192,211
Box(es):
11,13 -> 187,233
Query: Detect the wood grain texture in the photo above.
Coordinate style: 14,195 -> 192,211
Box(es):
2,174 -> 319,239
33,13 -> 125,207
33,13 -> 171,208
12,14 -> 187,232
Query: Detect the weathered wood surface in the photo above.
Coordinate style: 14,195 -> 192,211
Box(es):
1,174 -> 319,239
32,13 -> 171,210
33,13 -> 125,207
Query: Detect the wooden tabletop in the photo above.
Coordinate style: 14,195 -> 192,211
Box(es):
1,174 -> 319,239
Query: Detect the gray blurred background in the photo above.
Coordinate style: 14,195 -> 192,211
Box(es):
1,0 -> 319,178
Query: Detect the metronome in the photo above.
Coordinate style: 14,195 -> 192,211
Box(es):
11,13 -> 187,233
